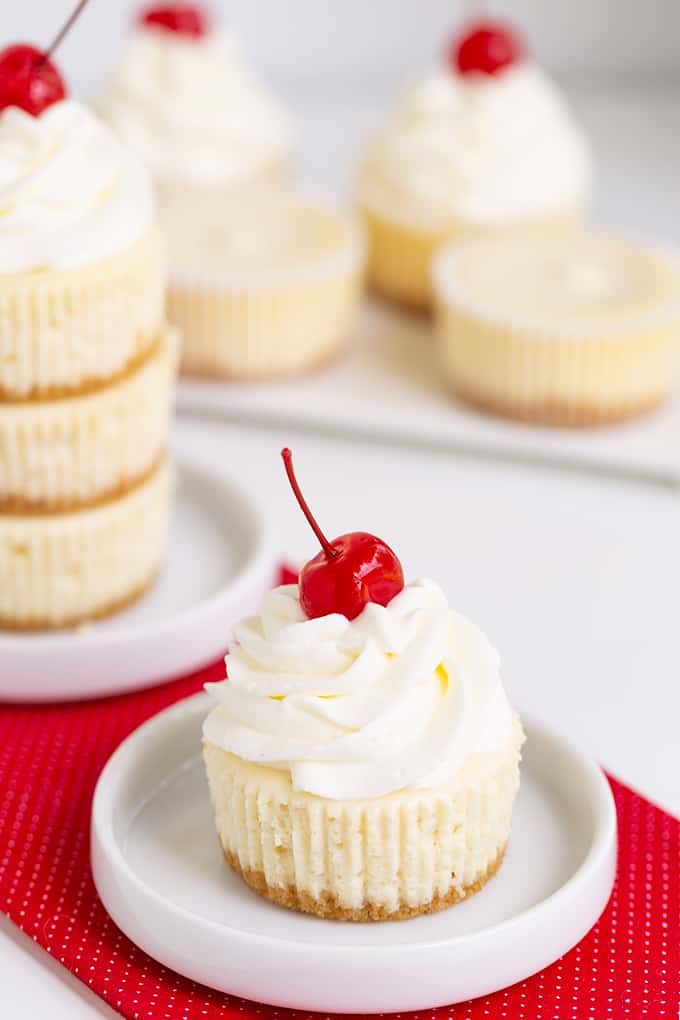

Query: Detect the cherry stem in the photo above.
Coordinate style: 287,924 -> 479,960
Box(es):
281,449 -> 338,560
41,0 -> 91,65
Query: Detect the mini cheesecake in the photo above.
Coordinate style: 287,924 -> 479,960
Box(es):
433,232 -> 680,426
202,450 -> 524,920
165,196 -> 364,380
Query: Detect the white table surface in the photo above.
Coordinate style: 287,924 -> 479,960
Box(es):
3,84 -> 680,1016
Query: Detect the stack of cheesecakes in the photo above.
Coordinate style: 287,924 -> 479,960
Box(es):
100,5 -> 363,383
356,19 -> 591,311
0,97 -> 177,630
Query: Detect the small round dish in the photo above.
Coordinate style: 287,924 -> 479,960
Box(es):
0,463 -> 276,703
91,693 -> 617,1014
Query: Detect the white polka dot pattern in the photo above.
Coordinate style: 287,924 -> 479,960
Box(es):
0,570 -> 678,1020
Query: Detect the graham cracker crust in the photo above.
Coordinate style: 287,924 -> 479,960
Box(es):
0,570 -> 159,633
223,845 -> 506,922
0,335 -> 162,404
0,454 -> 166,517
451,386 -> 667,429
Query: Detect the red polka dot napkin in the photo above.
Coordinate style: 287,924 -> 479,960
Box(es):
0,573 -> 678,1019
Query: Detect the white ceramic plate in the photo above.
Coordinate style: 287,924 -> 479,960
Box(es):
0,463 -> 276,703
177,298 -> 680,486
91,693 -> 617,1014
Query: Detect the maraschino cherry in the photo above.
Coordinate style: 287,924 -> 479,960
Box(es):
139,3 -> 210,38
0,45 -> 65,116
0,0 -> 94,117
281,448 -> 405,622
451,20 -> 523,77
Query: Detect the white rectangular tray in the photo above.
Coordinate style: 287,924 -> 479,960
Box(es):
177,298 -> 680,485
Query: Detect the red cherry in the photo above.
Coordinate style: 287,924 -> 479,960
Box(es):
451,20 -> 523,77
281,448 -> 405,622
0,45 -> 66,117
139,3 -> 210,37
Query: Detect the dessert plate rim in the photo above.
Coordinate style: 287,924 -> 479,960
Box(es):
0,461 -> 277,702
91,692 -> 617,1012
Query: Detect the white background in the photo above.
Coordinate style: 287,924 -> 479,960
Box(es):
1,1 -> 680,1017
5,0 -> 680,94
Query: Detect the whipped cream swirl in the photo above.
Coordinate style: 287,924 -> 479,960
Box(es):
203,580 -> 514,800
358,63 -> 591,227
0,101 -> 154,274
100,28 -> 291,188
